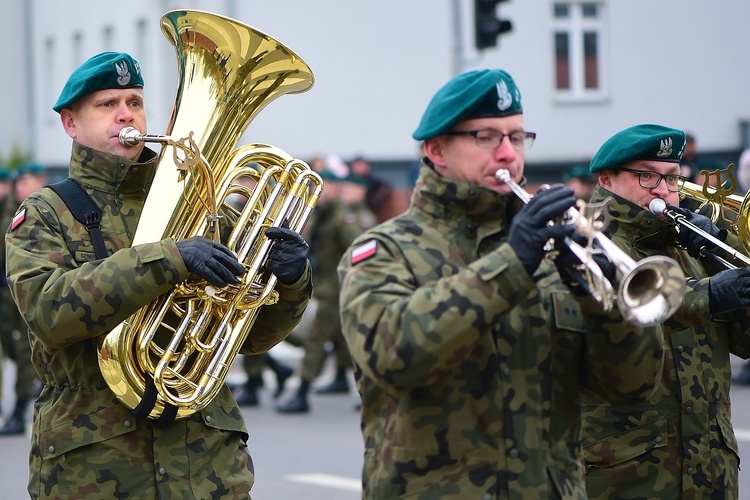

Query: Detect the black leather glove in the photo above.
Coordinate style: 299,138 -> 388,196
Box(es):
507,186 -> 577,275
176,236 -> 244,288
667,203 -> 727,259
709,267 -> 750,315
265,223 -> 310,285
553,235 -> 616,296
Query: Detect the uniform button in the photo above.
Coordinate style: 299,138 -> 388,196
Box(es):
502,367 -> 511,377
685,407 -> 693,414
131,167 -> 139,174
688,467 -> 695,475
124,420 -> 132,428
118,193 -> 125,200
469,189 -> 477,196
508,448 -> 519,458
654,436 -> 662,443
466,223 -> 474,230
159,467 -> 166,475
677,345 -> 684,352
205,416 -> 212,423
48,446 -> 55,454
482,493 -> 492,500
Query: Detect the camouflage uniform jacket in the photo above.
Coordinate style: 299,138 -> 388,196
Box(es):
5,141 -> 311,499
582,185 -> 750,499
338,163 -> 664,500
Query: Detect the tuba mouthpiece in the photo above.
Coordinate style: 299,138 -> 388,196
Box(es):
649,198 -> 667,215
119,127 -> 142,147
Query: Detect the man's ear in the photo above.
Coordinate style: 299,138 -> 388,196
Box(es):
60,109 -> 77,139
423,138 -> 446,169
598,170 -> 613,190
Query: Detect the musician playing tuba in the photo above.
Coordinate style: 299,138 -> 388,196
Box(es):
581,123 -> 750,499
5,50 -> 312,498
337,68 -> 665,499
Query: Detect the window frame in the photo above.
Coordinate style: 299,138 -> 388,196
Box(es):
552,1 -> 608,103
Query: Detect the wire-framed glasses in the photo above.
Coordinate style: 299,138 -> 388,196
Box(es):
618,167 -> 687,192
444,130 -> 537,151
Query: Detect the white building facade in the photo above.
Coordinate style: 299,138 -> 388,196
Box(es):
2,0 -> 750,183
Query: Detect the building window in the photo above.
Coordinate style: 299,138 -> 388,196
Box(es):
553,2 -> 606,100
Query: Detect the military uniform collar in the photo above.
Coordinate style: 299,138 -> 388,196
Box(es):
412,160 -> 516,224
68,141 -> 158,195
590,184 -> 675,249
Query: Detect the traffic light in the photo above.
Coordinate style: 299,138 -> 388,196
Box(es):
474,0 -> 512,50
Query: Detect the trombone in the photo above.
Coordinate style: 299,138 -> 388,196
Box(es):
649,198 -> 750,269
496,169 -> 686,327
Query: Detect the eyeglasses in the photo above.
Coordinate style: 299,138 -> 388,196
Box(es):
619,167 -> 687,192
443,130 -> 537,151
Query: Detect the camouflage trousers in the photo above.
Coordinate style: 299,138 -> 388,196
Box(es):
242,353 -> 268,379
300,299 -> 350,382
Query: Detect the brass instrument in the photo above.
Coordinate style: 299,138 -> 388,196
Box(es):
650,199 -> 750,269
97,10 -> 322,421
678,163 -> 750,254
496,170 -> 685,327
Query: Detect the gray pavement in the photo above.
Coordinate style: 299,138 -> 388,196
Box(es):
3,351 -> 750,499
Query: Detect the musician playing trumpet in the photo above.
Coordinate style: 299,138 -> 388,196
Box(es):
581,123 -> 750,499
337,69 -> 665,499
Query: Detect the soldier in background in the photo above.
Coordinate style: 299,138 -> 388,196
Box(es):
277,171 -> 376,413
0,162 -> 46,436
337,69 -> 665,498
562,164 -> 596,201
349,156 -> 393,222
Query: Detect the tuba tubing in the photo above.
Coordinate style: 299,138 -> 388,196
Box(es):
496,170 -> 686,327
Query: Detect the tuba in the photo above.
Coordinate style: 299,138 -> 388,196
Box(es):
97,10 -> 322,421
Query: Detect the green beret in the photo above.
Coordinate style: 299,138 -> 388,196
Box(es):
16,162 -> 45,177
319,170 -> 342,181
590,124 -> 685,174
53,52 -> 143,113
563,165 -> 593,182
413,69 -> 523,141
0,166 -> 10,182
343,174 -> 369,186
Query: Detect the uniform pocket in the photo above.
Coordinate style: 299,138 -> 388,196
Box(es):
583,414 -> 667,469
551,291 -> 586,333
41,404 -> 138,459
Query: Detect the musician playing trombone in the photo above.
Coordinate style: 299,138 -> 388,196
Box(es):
4,52 -> 313,499
337,69 -> 666,499
581,123 -> 750,499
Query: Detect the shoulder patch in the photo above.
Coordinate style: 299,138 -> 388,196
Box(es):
9,208 -> 26,232
351,239 -> 377,265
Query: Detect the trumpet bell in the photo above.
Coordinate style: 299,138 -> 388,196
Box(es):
618,255 -> 687,327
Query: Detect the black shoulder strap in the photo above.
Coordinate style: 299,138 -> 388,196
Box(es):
47,179 -> 108,260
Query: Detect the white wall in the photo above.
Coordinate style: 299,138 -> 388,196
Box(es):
6,0 -> 750,168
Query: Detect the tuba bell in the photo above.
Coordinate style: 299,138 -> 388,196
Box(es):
97,10 -> 322,421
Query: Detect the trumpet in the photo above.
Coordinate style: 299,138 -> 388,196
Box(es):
649,198 -> 750,269
496,170 -> 685,327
